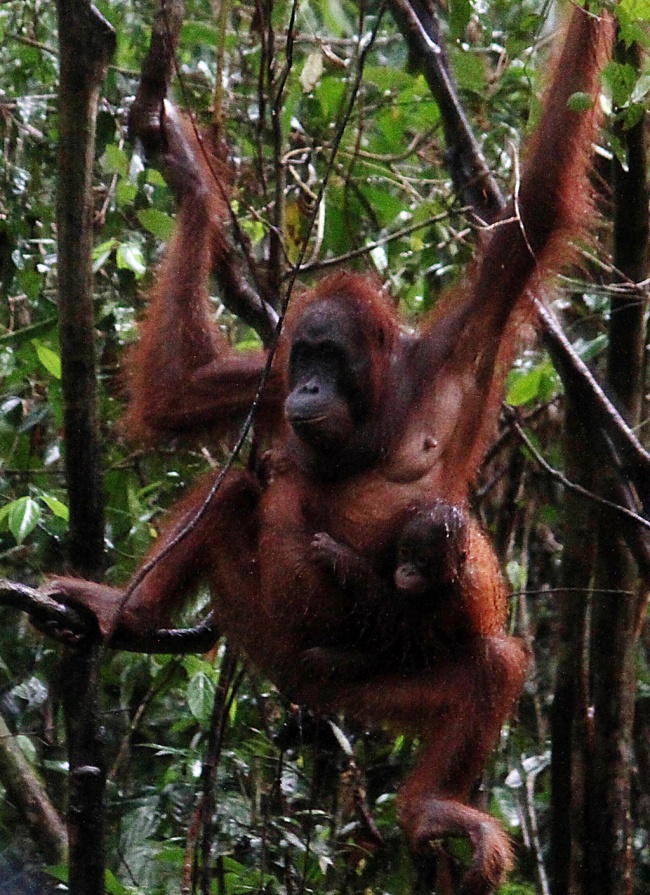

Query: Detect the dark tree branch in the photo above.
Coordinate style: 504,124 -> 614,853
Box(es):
387,0 -> 503,222
506,413 -> 650,534
0,578 -> 220,654
111,614 -> 221,654
0,707 -> 68,865
0,580 -> 96,642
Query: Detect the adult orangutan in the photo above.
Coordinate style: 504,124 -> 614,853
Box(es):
48,6 -> 613,892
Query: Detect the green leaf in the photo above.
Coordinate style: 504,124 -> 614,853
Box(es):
618,17 -> 650,48
575,333 -> 607,362
8,496 -> 41,543
104,870 -> 130,895
100,144 -> 129,177
362,185 -> 404,228
116,242 -> 146,278
602,61 -> 637,108
146,168 -> 167,187
376,107 -> 406,154
363,66 -> 416,93
449,0 -> 471,39
632,74 -> 650,104
93,238 -> 118,272
137,208 -> 175,241
621,102 -> 645,130
315,76 -> 346,121
451,46 -> 486,93
321,0 -> 354,37
0,317 -> 57,347
187,671 -> 215,722
17,734 -> 37,762
17,268 -> 42,301
181,20 -> 219,46
31,339 -> 61,379
620,0 -> 650,23
506,367 -> 541,406
115,180 -> 137,207
40,494 -> 69,521
567,92 -> 594,113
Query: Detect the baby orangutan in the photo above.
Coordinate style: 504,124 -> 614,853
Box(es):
302,500 -> 519,680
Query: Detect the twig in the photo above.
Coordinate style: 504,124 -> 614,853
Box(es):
296,208 -> 457,273
508,413 -> 650,532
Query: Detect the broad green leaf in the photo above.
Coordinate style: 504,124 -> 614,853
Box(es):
618,17 -> 650,47
362,186 -> 403,228
137,208 -> 175,241
104,870 -> 130,895
322,0 -> 354,37
620,0 -> 650,18
363,66 -> 417,93
116,242 -> 146,278
101,144 -> 129,177
115,180 -> 137,207
41,494 -> 69,521
31,339 -> 61,379
8,496 -> 41,543
187,671 -> 215,723
146,169 -> 167,187
602,61 -> 637,107
376,107 -> 407,154
17,268 -> 41,301
182,654 -> 216,678
506,367 -> 541,406
619,0 -> 650,41
315,76 -> 346,121
451,46 -> 486,93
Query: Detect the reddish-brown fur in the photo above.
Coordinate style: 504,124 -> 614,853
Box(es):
301,501 -> 523,679
49,8 -> 613,893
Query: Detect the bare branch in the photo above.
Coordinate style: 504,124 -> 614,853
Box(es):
508,414 -> 650,536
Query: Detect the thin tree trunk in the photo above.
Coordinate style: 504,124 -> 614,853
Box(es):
550,397 -> 595,895
587,37 -> 648,895
56,2 -> 112,578
0,709 -> 68,865
55,3 -> 115,894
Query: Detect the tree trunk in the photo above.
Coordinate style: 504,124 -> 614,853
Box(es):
587,37 -> 648,895
55,3 -> 115,894
550,397 -> 595,895
56,0 -> 113,578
